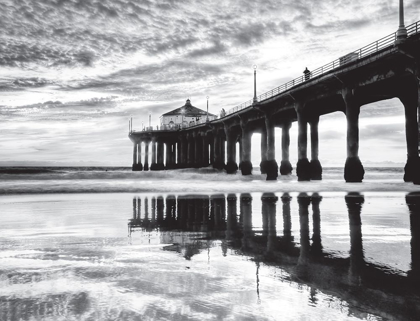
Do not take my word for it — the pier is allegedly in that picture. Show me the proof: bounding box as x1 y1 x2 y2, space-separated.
129 17 420 184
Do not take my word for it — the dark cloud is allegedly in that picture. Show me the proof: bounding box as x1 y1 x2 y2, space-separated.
12 77 54 87
304 17 372 34
187 41 227 58
0 96 123 121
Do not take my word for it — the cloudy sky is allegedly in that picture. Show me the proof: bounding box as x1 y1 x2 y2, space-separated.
0 0 419 167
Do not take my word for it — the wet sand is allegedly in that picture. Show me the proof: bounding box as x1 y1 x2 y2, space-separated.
1 192 419 320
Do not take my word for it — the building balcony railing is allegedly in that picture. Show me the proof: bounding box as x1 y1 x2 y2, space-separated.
131 118 213 134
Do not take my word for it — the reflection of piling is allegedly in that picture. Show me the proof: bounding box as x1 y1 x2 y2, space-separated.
211 194 226 231
311 193 323 257
133 198 137 220
262 193 278 255
137 197 141 219
297 193 311 267
202 196 210 232
194 198 202 231
281 193 293 242
240 193 253 251
166 195 176 225
226 194 237 243
223 194 239 256
151 197 156 223
177 196 187 229
345 192 365 286
142 197 150 230
406 193 420 280
187 196 195 230
190 196 209 232
144 197 149 221
156 196 164 224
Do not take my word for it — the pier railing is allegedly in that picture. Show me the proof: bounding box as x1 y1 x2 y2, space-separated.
226 20 420 116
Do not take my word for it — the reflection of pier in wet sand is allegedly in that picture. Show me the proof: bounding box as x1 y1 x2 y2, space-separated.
129 192 420 320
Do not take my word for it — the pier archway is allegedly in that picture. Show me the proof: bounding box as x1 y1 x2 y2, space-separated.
358 99 406 167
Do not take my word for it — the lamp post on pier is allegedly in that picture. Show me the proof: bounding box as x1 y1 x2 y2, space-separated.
206 96 209 122
396 0 407 44
253 65 258 104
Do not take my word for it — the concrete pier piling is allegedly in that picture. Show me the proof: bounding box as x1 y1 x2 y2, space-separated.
343 89 364 183
265 116 278 180
309 116 322 180
296 110 311 181
259 126 268 174
280 122 293 175
240 126 252 175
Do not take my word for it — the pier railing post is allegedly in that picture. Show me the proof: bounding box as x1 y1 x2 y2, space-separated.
342 88 364 182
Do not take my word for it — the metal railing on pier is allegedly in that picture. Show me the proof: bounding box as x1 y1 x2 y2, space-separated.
226 20 420 116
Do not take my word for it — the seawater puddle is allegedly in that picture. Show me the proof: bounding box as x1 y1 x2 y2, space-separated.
0 192 419 320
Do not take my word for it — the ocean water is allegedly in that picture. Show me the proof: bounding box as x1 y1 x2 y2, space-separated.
0 167 420 320
0 166 418 194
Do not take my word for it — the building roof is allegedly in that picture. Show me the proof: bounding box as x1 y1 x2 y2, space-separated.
161 99 217 117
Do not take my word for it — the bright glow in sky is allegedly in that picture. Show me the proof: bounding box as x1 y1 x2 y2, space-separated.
0 0 418 166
